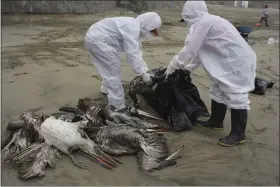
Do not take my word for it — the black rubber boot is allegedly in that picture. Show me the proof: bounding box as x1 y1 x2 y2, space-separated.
218 109 247 147
197 100 227 130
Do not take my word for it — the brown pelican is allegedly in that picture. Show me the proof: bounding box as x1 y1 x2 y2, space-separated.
77 98 106 127
128 68 165 108
102 105 164 129
1 110 46 162
2 97 182 180
1 129 29 162
61 98 165 130
59 98 106 128
59 98 182 171
72 100 183 171
8 143 61 180
38 116 119 169
87 123 184 172
2 110 120 180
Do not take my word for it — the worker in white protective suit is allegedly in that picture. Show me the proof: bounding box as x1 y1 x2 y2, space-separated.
84 12 161 112
165 1 256 147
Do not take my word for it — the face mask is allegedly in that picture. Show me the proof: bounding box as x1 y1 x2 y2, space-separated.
140 32 157 42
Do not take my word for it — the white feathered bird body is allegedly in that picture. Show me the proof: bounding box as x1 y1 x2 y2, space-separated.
40 117 91 154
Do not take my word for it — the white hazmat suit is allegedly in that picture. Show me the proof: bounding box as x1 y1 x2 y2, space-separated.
84 12 161 110
165 1 256 110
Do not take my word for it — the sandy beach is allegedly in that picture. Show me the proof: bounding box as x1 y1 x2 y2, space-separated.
1 5 279 186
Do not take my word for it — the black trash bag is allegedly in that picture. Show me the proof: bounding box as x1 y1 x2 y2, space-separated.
141 68 210 131
251 77 274 95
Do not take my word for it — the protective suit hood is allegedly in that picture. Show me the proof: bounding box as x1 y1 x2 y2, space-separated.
136 12 161 37
182 1 208 25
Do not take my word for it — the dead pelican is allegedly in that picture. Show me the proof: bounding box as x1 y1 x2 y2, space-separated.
103 105 164 130
128 68 165 108
59 98 105 128
63 98 165 130
1 129 30 162
58 99 180 171
2 110 120 180
8 143 61 180
87 123 184 172
2 97 182 180
1 110 45 162
38 116 119 169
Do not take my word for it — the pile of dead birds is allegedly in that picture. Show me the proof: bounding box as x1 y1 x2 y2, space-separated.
1 98 184 180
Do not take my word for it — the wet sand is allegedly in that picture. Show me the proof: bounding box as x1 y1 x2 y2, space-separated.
1 5 279 186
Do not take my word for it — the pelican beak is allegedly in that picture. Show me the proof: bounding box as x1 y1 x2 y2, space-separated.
146 128 169 133
82 149 119 170
165 145 185 161
96 148 123 165
94 157 115 170
83 150 116 170
128 107 164 121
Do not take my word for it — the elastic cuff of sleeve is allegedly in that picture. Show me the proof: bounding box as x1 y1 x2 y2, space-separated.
170 60 182 70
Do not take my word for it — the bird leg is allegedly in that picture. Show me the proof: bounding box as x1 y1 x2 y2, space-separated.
67 146 88 170
67 153 88 170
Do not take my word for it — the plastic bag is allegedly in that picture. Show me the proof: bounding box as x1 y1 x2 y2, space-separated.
251 77 274 95
140 68 210 131
267 37 279 45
